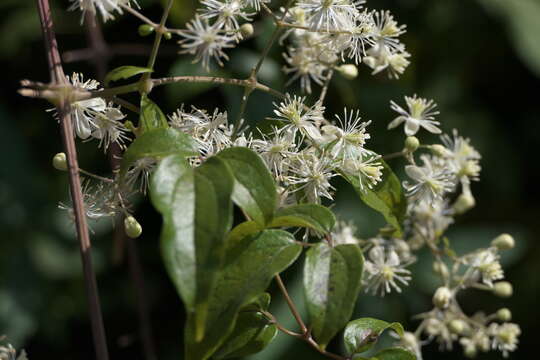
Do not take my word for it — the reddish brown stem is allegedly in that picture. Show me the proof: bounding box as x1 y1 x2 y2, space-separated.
34 1 109 360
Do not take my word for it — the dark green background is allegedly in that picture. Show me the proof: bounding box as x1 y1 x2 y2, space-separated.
1 0 539 359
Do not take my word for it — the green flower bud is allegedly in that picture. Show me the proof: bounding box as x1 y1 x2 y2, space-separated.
138 24 154 37
53 152 68 171
124 216 142 238
163 31 172 40
433 286 452 308
491 233 515 250
496 308 512 321
404 136 419 152
239 23 254 39
138 78 154 94
453 192 476 214
337 64 358 80
493 281 513 298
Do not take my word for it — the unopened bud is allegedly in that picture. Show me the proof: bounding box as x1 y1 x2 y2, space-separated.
138 24 154 37
432 261 449 279
163 31 172 40
453 192 476 214
404 136 419 152
337 64 358 80
138 78 154 94
433 286 452 308
239 23 254 39
464 345 477 358
124 216 142 238
53 152 67 171
491 233 515 250
496 308 512 321
493 281 513 298
430 144 451 157
449 319 466 334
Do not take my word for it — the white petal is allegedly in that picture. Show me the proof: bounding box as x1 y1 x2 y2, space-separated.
388 116 405 129
404 119 420 136
405 165 425 181
420 121 442 134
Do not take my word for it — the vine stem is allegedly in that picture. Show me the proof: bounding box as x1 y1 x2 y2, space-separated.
34 1 109 360
145 0 174 71
273 275 348 360
274 274 308 334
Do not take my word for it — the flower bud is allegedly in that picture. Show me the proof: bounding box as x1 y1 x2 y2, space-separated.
53 152 68 171
493 281 513 298
138 78 154 94
449 319 466 334
239 23 254 39
464 345 477 358
433 286 452 308
432 261 449 279
337 64 358 80
491 233 515 251
124 216 142 238
453 192 476 214
138 24 154 37
163 31 172 40
404 136 419 152
496 308 512 321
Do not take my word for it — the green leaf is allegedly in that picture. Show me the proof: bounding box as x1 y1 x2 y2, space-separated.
272 204 336 234
139 93 169 133
370 348 416 360
213 298 277 359
185 230 302 360
104 65 153 86
217 147 276 226
119 127 198 179
304 243 364 349
341 160 406 236
150 155 234 340
343 318 404 355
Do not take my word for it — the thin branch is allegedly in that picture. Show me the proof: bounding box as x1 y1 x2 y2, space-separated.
274 274 308 334
34 1 109 360
319 69 334 104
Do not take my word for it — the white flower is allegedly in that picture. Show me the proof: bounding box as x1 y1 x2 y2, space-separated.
178 16 236 70
125 157 158 194
440 129 481 183
252 127 298 177
66 73 106 139
169 106 231 156
320 108 371 160
91 106 128 151
364 245 411 296
283 45 328 94
69 0 133 22
363 42 410 79
286 153 337 203
199 0 253 32
488 323 521 357
341 152 383 191
403 155 455 204
272 95 324 141
371 10 406 51
59 180 118 222
469 248 504 287
332 221 359 245
394 332 423 360
389 95 441 136
297 0 360 31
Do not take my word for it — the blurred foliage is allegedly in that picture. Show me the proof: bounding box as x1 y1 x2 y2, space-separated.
1 0 539 360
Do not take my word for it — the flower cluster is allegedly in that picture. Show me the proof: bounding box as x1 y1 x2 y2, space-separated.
281 5 410 92
64 73 128 152
69 0 134 22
